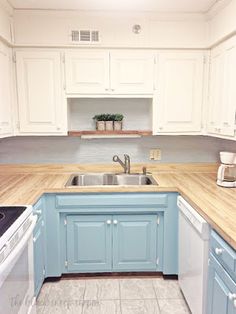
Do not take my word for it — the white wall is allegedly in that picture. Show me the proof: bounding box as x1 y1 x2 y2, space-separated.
0 135 235 164
0 0 13 44
13 10 208 48
208 0 236 45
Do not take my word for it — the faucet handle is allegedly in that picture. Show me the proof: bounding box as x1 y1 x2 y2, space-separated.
113 155 119 162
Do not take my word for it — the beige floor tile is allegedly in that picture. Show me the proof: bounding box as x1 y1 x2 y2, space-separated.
45 279 86 303
83 300 121 314
121 299 160 314
120 279 156 300
158 299 190 314
84 279 120 300
40 304 83 314
153 279 183 299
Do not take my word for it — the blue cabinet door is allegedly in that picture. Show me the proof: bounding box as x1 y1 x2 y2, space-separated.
112 214 158 271
33 217 45 297
208 253 236 314
66 215 112 272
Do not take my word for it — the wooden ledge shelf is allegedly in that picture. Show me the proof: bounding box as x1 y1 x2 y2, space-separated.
68 130 152 139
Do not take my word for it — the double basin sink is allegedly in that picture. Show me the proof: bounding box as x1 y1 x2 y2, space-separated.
66 173 158 187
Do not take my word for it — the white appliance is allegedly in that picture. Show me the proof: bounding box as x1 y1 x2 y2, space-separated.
178 196 210 314
0 205 37 314
217 151 236 188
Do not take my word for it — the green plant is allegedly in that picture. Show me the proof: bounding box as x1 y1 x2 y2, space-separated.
93 114 106 121
93 113 124 121
113 114 124 121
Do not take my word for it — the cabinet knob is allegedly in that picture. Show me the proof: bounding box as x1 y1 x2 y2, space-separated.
228 293 236 301
111 89 115 92
106 220 111 225
105 88 109 91
57 127 61 130
113 220 118 225
215 247 223 255
34 209 42 215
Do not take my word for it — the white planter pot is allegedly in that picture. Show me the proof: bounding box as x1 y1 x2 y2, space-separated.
105 121 114 131
96 121 105 131
114 121 123 130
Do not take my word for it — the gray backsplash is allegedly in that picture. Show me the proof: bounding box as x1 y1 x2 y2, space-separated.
0 135 235 164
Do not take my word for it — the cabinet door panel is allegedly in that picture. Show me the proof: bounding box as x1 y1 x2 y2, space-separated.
207 36 236 138
67 215 112 272
110 52 154 94
65 51 109 94
0 43 12 137
208 254 236 314
154 52 203 133
16 51 66 134
221 39 236 137
113 215 157 271
207 46 225 135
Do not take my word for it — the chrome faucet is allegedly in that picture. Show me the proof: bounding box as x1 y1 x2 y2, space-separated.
113 154 131 174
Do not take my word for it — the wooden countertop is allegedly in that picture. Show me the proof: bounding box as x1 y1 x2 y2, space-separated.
0 163 235 250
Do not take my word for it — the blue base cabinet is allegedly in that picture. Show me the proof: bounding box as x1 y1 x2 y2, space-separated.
207 231 236 314
65 213 162 273
44 192 178 277
208 254 236 314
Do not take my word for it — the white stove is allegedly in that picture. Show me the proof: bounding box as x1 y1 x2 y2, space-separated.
0 205 37 314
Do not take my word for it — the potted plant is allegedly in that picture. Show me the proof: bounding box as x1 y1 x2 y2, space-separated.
104 114 114 131
113 114 124 130
93 114 106 131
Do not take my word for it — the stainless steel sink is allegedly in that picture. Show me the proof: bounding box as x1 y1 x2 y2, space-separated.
65 173 158 186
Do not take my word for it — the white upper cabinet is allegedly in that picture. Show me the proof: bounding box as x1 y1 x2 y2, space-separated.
110 51 154 94
65 50 155 95
207 36 236 138
153 52 204 134
65 50 110 94
0 43 13 138
16 51 67 134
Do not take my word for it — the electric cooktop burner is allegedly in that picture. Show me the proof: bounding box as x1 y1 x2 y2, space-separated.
0 206 27 237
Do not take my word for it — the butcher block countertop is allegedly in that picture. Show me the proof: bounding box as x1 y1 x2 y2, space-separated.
0 163 235 250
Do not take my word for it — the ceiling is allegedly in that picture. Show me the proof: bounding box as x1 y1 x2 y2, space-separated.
8 0 219 13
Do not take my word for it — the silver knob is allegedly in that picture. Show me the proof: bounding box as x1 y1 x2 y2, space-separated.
106 220 111 225
228 293 236 301
215 247 223 255
33 237 36 243
34 209 42 215
113 220 118 225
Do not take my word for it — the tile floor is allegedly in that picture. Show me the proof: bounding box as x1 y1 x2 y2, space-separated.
36 277 191 314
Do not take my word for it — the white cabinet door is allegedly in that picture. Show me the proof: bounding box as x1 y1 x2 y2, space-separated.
222 38 236 137
65 50 109 94
207 37 236 138
153 52 204 134
0 43 13 138
110 51 154 94
207 45 225 136
16 51 66 134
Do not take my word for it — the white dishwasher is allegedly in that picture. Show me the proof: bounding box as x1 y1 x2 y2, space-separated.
177 196 210 314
